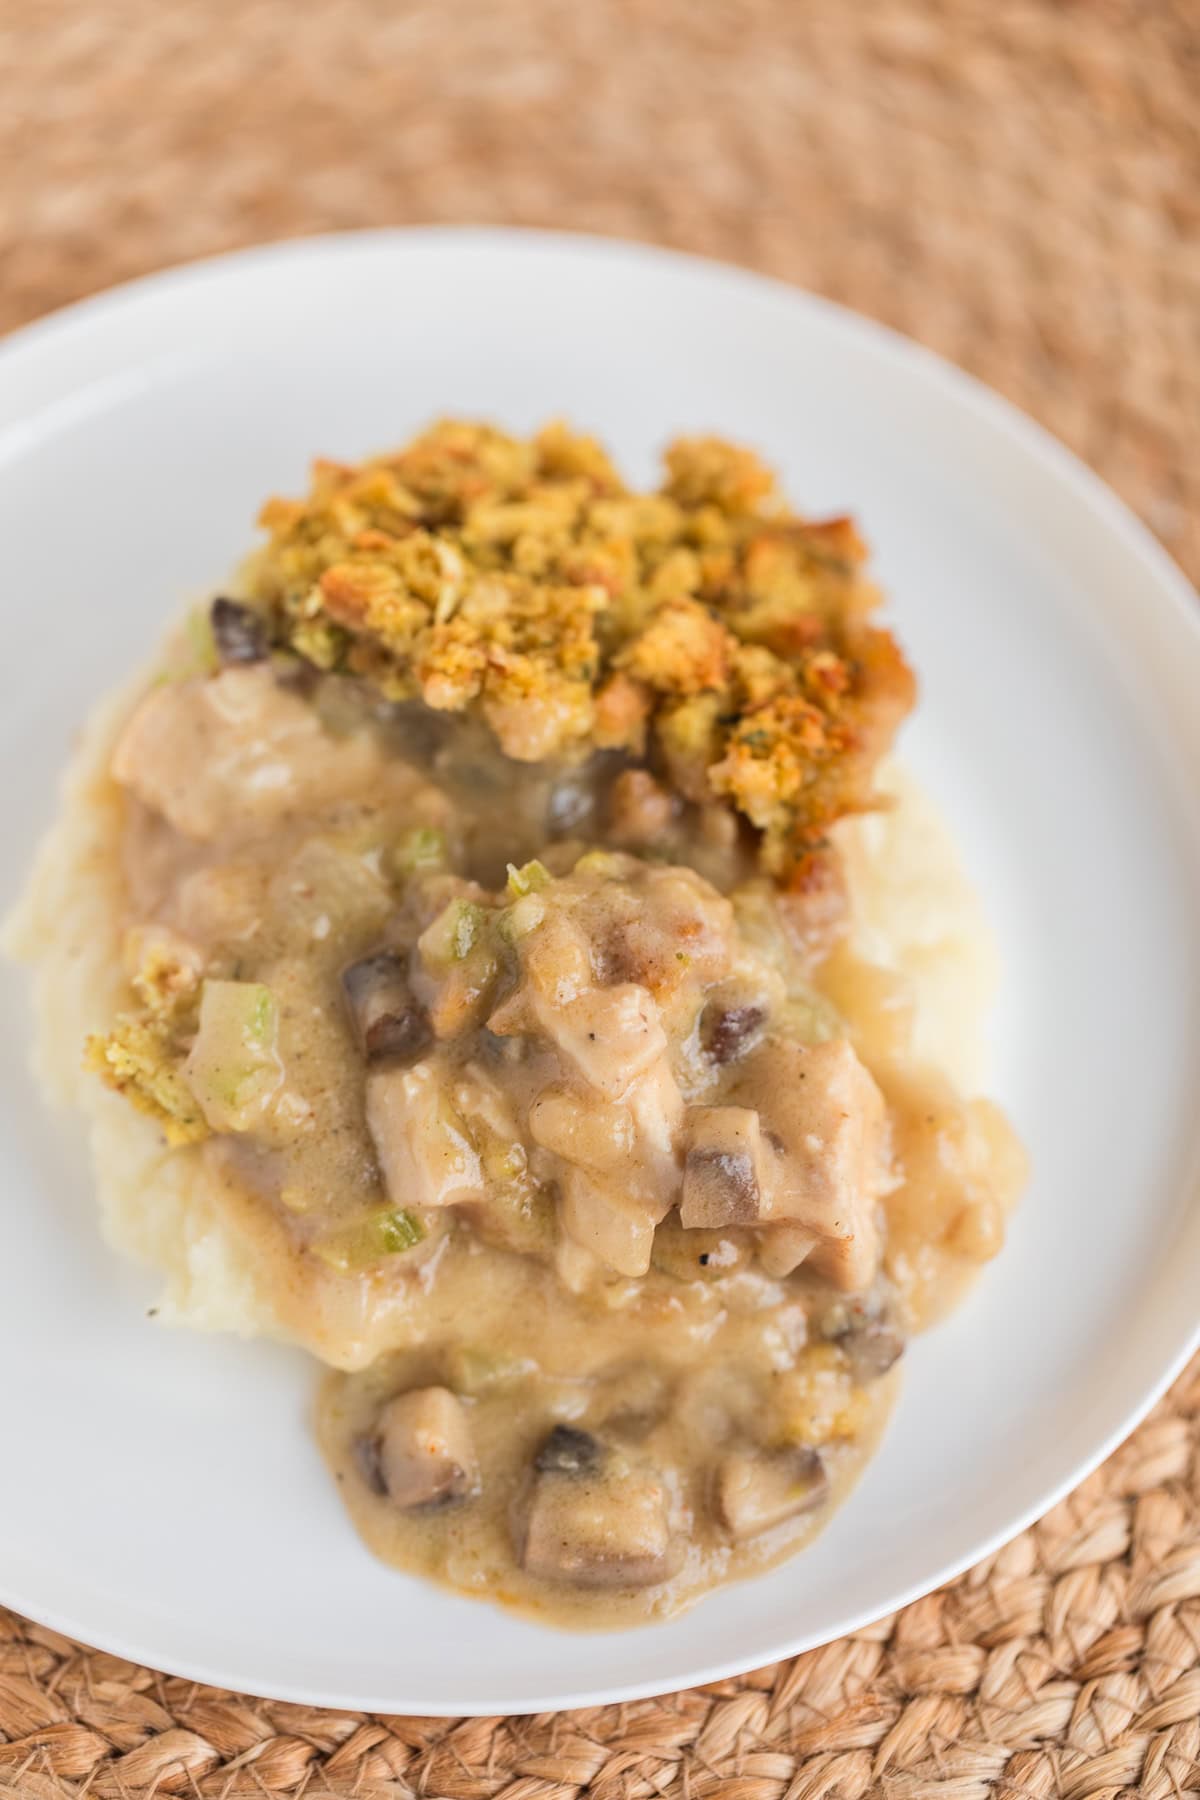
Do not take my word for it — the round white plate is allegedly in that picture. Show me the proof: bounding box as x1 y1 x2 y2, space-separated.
1 229 1198 1716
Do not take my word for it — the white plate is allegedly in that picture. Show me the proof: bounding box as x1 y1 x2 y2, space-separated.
1 229 1198 1715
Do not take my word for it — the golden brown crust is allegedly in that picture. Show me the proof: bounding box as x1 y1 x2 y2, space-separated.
248 420 915 881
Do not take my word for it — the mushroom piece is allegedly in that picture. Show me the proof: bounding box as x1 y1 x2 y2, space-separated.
367 1387 478 1510
520 1428 673 1588
534 1423 605 1475
210 597 271 665
834 1320 905 1382
713 1445 829 1541
679 1105 776 1228
700 1001 766 1066
343 951 432 1065
735 1038 889 1291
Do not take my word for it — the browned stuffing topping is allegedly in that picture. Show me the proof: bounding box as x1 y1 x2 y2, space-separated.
246 420 914 881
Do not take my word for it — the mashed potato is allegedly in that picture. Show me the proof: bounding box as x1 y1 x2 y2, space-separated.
7 675 996 1347
7 679 276 1337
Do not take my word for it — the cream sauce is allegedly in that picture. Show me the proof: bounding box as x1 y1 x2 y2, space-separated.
106 657 1025 1626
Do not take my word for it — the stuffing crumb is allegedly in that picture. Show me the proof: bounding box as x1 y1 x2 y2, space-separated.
247 420 915 883
86 925 207 1144
86 1015 208 1145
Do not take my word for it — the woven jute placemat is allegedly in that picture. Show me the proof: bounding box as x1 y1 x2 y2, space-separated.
2 1 1198 1793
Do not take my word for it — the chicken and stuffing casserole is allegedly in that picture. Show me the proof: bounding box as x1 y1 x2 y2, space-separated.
11 421 1025 1625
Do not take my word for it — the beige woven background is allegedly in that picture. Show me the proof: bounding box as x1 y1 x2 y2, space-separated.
2 0 1199 1793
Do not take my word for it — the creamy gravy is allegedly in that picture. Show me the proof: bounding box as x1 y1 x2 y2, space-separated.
95 648 1024 1627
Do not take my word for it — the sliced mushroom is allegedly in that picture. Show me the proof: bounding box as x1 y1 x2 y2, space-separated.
679 1106 776 1228
713 1445 829 1541
370 1387 478 1510
343 951 432 1065
211 596 270 665
547 774 594 835
701 1001 766 1066
834 1320 905 1382
353 1431 387 1496
535 1424 604 1476
733 1038 889 1291
520 1430 673 1588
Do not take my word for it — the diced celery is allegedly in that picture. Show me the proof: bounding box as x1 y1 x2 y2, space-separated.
574 849 624 879
453 903 484 959
161 606 218 680
505 859 551 899
186 605 218 673
393 826 448 875
313 1206 426 1273
183 979 283 1132
269 839 392 951
483 1138 527 1184
776 991 840 1047
290 616 347 670
446 1344 537 1395
420 897 488 968
497 892 546 944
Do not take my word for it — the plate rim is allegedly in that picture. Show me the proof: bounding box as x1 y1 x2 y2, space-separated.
2 224 1199 1714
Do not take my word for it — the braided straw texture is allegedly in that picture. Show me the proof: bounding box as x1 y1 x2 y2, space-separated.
2 0 1198 1792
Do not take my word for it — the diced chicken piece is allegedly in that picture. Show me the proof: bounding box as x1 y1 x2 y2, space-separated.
529 1087 635 1171
545 982 670 1101
626 1059 686 1193
763 1219 881 1290
679 1105 777 1227
343 952 432 1065
739 1038 889 1291
560 1169 658 1277
807 1225 879 1293
370 1387 478 1509
521 1429 673 1588
712 1446 828 1541
111 666 382 840
503 893 680 1098
366 1061 484 1209
173 864 267 945
756 1224 819 1278
268 840 393 949
599 866 735 996
518 907 595 1009
532 1063 682 1275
